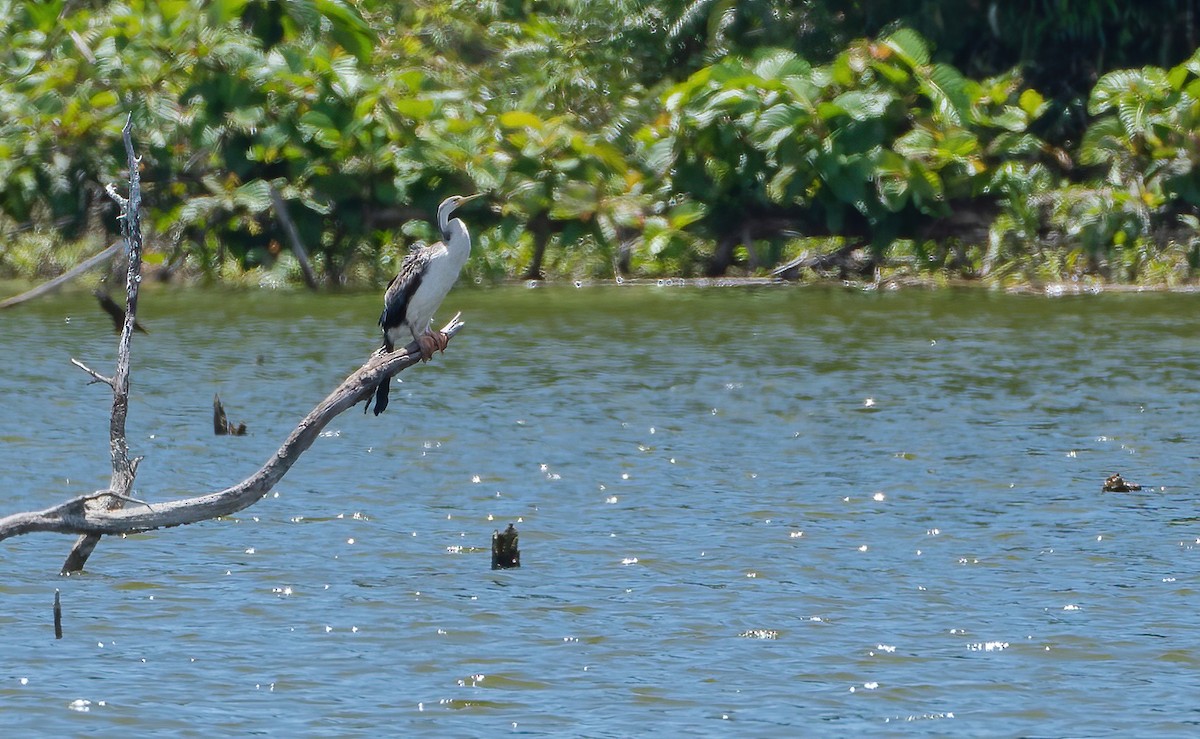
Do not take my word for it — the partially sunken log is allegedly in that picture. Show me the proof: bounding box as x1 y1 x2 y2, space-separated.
492 523 520 570
213 393 247 436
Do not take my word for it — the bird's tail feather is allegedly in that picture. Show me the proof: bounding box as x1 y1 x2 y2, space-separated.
368 375 391 416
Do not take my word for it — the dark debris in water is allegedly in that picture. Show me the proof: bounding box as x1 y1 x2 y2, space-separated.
1103 473 1142 492
491 523 520 570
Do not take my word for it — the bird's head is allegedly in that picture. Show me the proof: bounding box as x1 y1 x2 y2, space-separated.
437 193 483 225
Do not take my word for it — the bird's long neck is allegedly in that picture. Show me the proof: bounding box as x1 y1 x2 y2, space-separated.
443 217 471 265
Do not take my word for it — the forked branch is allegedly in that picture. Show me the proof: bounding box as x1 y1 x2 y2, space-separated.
0 316 464 543
0 117 468 573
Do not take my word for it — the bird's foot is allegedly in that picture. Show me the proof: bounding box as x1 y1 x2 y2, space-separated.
416 332 440 361
416 330 450 361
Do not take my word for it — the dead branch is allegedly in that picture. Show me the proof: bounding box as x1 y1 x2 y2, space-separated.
70 358 114 388
0 240 125 310
61 117 145 573
269 185 320 290
0 315 464 542
1 118 469 573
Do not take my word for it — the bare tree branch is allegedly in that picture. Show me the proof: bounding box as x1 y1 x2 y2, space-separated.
0 315 465 542
1 117 471 573
0 240 125 310
62 117 145 573
269 185 320 290
70 358 115 388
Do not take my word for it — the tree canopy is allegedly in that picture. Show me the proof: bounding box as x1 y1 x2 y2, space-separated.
1 0 1197 285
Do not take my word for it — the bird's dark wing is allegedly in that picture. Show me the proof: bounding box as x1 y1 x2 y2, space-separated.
379 245 434 332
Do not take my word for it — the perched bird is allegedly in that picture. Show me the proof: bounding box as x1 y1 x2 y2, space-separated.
367 193 482 416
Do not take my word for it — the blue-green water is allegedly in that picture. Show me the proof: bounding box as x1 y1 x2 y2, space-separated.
3 284 1200 735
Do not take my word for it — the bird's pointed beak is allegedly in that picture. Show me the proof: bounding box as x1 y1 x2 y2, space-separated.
460 193 484 205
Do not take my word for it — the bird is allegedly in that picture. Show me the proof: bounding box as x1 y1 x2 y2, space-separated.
367 193 482 416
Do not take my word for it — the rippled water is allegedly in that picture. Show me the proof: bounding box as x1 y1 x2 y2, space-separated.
3 284 1200 735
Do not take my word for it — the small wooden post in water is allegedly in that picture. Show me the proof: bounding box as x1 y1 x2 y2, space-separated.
53 589 62 639
491 523 520 569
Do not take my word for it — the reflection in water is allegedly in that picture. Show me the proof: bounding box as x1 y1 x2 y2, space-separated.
2 286 1200 734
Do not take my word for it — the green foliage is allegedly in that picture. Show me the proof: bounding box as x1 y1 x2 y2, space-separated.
644 30 1050 272
1 5 1199 286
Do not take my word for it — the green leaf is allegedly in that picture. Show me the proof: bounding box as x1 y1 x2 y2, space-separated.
668 201 707 229
877 175 910 212
644 138 676 177
831 91 893 122
1078 118 1126 166
752 103 803 150
314 0 375 64
883 28 930 68
234 179 273 212
1089 67 1171 115
298 110 340 147
23 0 64 33
921 64 970 125
499 111 544 130
752 49 810 81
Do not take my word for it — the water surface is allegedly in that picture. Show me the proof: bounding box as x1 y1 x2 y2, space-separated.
2 284 1200 735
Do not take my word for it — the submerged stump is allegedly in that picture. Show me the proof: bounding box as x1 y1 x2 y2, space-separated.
491 523 520 570
213 394 247 436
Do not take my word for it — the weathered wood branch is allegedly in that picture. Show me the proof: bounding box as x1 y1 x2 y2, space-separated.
0 240 125 310
70 358 114 388
0 316 464 542
61 116 145 574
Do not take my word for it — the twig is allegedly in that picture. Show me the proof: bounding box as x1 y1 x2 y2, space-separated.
104 182 128 211
70 358 115 387
79 490 154 511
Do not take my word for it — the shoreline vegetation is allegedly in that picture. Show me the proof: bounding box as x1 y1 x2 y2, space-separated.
1 3 1197 290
